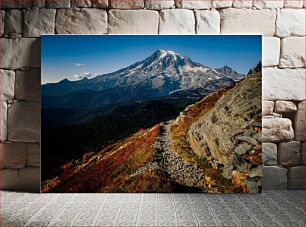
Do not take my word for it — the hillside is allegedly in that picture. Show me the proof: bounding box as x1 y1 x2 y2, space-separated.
42 71 261 193
41 49 245 182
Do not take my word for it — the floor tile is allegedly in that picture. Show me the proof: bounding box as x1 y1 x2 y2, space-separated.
0 190 304 227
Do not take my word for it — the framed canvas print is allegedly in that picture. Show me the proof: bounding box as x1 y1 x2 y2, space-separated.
41 35 262 193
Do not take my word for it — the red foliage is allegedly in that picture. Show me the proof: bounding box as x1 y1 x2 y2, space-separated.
42 124 161 192
61 160 74 171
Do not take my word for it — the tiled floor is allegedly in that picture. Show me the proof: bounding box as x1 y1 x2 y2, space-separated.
1 190 304 226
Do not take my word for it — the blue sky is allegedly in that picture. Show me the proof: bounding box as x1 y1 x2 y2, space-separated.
41 35 262 84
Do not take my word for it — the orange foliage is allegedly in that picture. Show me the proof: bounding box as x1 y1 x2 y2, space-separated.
170 87 231 139
42 124 161 192
169 87 232 165
232 170 249 193
168 86 240 193
61 160 74 172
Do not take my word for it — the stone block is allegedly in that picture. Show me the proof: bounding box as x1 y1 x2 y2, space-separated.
46 0 70 8
4 9 22 34
175 0 212 9
263 143 277 166
0 69 15 102
253 0 284 8
220 9 276 36
71 0 92 7
56 8 107 34
294 101 305 141
274 101 297 113
232 0 253 8
262 68 305 101
284 0 304 8
8 102 40 142
0 169 18 190
145 0 175 9
27 143 40 167
262 101 274 116
0 0 32 9
212 0 233 8
91 0 108 8
0 38 40 69
0 168 40 192
262 166 287 189
159 9 195 34
280 37 305 68
278 141 301 167
276 9 305 37
0 142 27 169
195 10 220 34
301 142 305 165
108 10 159 34
15 68 41 101
19 167 40 192
0 10 4 35
288 166 304 189
32 0 46 8
109 0 144 8
262 118 294 142
262 37 280 67
23 9 56 37
0 102 7 142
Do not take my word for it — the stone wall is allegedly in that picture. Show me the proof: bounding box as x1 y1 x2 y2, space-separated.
0 0 305 192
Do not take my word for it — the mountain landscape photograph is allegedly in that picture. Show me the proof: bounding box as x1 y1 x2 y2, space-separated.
41 35 262 193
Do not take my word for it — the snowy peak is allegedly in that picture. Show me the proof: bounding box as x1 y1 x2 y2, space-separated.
91 49 244 91
43 49 244 98
154 49 184 61
140 49 204 73
146 49 186 65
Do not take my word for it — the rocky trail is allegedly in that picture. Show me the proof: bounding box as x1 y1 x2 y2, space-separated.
153 122 205 190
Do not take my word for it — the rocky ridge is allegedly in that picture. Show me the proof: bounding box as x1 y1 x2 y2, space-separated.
188 72 262 192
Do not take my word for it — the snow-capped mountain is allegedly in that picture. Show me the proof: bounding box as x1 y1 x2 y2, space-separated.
91 49 242 90
42 50 244 109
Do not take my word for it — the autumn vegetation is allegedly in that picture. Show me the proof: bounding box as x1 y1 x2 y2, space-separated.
43 124 174 192
168 86 239 193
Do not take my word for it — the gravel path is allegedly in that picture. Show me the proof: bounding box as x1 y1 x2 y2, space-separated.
153 122 205 188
